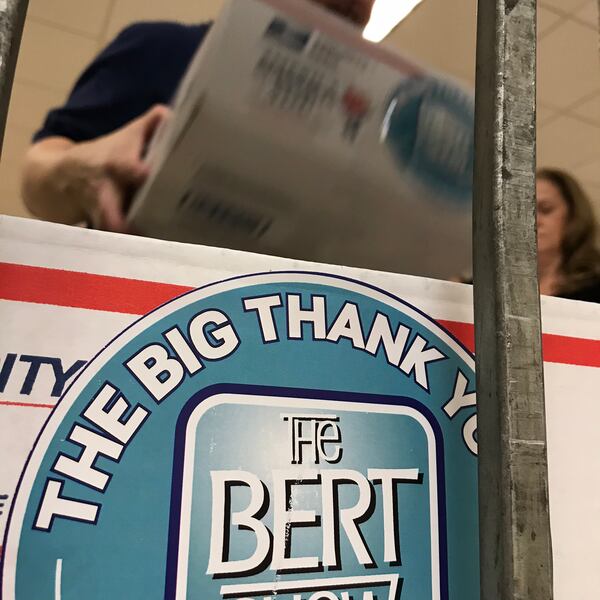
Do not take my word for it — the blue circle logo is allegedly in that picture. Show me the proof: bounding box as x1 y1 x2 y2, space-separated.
383 76 474 204
1 273 478 599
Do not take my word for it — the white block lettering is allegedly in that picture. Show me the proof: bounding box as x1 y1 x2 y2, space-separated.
126 344 184 402
365 313 410 367
399 335 445 391
83 382 149 444
35 479 99 531
243 295 282 343
53 425 123 491
321 470 374 567
208 470 271 575
189 310 240 360
164 327 203 374
272 469 320 571
326 302 365 349
444 370 476 418
369 468 420 564
287 295 327 340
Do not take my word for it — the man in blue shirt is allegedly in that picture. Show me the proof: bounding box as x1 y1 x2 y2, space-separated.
22 0 375 232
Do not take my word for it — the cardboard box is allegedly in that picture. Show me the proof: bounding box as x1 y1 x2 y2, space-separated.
129 0 474 280
2 216 598 598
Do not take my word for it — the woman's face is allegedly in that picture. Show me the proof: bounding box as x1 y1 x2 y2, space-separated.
536 177 570 256
314 0 375 27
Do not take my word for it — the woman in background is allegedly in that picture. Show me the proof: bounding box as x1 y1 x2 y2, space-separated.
536 168 600 303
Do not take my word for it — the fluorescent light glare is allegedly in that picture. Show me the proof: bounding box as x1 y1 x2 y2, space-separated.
363 0 423 42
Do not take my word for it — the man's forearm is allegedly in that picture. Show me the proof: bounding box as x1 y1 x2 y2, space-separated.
22 137 89 224
21 105 168 232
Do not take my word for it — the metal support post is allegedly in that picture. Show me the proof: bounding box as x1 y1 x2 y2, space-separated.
473 0 553 598
0 0 28 158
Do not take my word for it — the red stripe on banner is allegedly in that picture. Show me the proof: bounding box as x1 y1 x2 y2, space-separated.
440 320 600 368
438 320 475 353
541 332 600 368
0 263 598 368
0 399 54 409
0 262 192 314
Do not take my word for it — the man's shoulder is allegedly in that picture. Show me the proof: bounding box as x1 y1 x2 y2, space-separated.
113 20 211 50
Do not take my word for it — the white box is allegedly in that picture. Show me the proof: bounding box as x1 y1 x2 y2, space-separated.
1 217 599 598
129 0 474 279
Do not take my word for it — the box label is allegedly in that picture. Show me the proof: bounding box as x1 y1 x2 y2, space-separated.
1 272 478 599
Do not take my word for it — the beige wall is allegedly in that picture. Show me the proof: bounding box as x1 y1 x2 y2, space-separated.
1 0 598 219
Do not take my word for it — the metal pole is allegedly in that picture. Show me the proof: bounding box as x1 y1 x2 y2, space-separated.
473 0 554 598
0 0 28 159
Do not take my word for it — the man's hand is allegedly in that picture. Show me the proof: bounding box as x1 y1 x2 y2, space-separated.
22 104 171 232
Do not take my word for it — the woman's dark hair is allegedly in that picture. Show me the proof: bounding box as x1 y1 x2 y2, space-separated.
537 168 600 293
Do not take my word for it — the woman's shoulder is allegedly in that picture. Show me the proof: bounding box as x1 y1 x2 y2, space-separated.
560 276 600 304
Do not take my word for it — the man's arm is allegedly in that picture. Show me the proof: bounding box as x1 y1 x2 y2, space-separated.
21 22 205 231
23 105 169 231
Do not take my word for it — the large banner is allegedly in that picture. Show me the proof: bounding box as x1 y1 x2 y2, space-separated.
0 216 599 599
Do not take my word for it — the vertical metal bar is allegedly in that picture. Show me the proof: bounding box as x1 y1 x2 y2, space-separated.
473 0 554 598
0 0 28 159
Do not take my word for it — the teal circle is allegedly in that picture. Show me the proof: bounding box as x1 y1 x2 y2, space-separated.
2 273 478 600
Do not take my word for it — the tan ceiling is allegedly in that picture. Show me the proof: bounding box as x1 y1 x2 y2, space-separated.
0 0 598 219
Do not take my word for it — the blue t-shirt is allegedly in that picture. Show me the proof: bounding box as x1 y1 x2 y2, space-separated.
33 21 210 142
